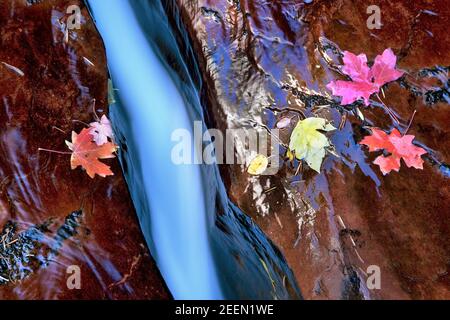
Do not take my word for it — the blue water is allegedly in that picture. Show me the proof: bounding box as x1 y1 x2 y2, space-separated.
87 0 301 300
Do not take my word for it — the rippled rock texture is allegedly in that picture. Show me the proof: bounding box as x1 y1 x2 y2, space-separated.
0 0 169 299
174 0 449 299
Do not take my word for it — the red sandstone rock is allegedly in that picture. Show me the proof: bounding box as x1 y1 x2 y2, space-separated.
0 0 169 299
174 0 449 299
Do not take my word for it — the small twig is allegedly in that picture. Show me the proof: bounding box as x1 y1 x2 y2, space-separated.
339 112 347 130
264 106 307 119
312 104 331 112
6 239 18 247
293 229 302 248
0 275 9 282
83 56 95 67
108 255 141 289
1 62 24 77
294 161 302 176
274 212 283 229
64 27 69 44
264 186 277 194
52 126 66 134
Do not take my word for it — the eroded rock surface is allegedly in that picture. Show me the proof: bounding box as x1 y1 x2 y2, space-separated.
174 0 449 299
0 0 169 299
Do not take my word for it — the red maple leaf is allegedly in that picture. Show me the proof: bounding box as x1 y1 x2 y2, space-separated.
370 48 405 88
327 79 378 106
360 128 427 175
327 48 404 106
341 51 371 82
65 128 117 178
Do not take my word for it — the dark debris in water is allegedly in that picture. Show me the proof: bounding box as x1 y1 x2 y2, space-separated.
418 65 450 77
51 210 83 253
200 7 222 23
283 84 335 109
0 211 83 285
26 0 44 5
341 266 364 300
400 65 450 105
424 87 450 105
440 164 450 178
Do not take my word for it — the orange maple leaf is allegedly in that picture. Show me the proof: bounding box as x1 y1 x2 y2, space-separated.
360 128 427 175
65 128 117 178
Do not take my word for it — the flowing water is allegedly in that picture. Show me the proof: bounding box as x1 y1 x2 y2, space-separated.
87 0 301 299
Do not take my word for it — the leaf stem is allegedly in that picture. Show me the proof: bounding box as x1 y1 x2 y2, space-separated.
375 94 400 124
91 98 100 122
38 148 71 155
72 119 90 127
403 110 417 136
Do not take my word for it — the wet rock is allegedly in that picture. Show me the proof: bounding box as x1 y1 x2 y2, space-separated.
0 0 169 299
174 0 449 299
0 211 81 285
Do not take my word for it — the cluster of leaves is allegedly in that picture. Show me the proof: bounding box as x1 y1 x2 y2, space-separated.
248 117 336 175
248 48 428 176
41 114 117 179
328 49 427 175
65 115 117 178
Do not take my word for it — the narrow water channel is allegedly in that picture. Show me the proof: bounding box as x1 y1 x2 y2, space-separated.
87 0 301 300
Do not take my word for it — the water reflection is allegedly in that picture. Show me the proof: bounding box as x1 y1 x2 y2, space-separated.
88 0 301 299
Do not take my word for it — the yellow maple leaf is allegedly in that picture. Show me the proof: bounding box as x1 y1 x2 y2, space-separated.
247 154 269 175
288 117 336 173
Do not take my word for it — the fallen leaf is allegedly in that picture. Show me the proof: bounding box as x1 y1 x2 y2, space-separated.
247 154 269 175
90 115 113 146
360 128 427 175
289 117 336 173
370 48 405 88
327 48 403 106
341 52 371 82
66 128 117 178
327 79 378 106
285 148 295 162
276 117 291 129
